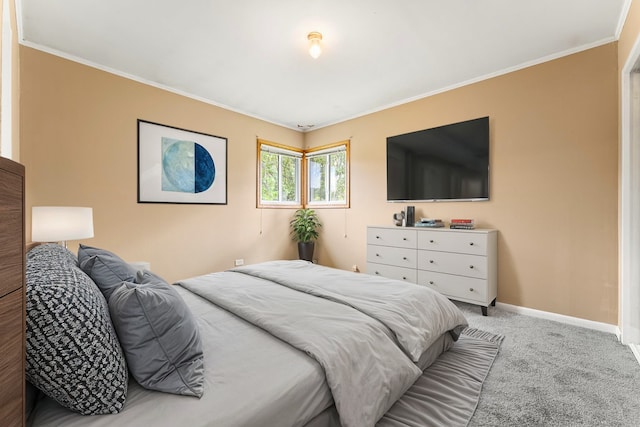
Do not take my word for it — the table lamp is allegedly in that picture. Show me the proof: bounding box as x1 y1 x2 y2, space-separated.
32 206 94 248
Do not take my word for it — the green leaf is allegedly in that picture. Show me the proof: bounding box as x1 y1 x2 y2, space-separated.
290 208 322 242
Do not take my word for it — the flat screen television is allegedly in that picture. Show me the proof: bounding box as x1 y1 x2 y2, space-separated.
386 116 489 202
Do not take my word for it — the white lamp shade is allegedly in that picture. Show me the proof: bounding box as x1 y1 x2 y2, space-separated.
32 206 94 242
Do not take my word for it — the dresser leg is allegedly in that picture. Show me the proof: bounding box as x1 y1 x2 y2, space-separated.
481 306 488 316
491 298 496 307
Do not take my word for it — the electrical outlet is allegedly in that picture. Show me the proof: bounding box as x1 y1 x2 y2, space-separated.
234 259 244 266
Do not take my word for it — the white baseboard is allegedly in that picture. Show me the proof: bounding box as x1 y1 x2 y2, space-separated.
495 302 619 335
630 344 640 365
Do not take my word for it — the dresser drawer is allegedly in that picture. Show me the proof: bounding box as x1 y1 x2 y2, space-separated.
417 270 487 304
366 262 417 283
417 230 488 255
0 170 22 298
367 244 417 269
367 227 417 249
417 250 488 279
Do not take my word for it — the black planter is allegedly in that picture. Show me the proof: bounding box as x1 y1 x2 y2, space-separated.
297 241 315 261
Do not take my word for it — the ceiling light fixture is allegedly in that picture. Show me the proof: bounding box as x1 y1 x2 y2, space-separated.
307 31 322 59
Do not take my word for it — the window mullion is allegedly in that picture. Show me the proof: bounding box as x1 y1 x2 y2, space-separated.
296 159 306 206
324 154 330 202
278 154 283 202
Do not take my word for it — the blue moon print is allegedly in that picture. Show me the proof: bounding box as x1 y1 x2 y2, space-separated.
162 138 215 194
194 143 215 193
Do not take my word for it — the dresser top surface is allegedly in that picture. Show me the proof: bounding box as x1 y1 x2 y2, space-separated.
369 225 497 234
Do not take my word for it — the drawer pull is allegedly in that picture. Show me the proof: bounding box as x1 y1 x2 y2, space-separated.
403 237 407 241
469 265 474 269
429 281 434 285
376 253 380 257
402 256 407 260
429 239 434 243
429 260 434 264
375 271 380 275
469 242 474 246
469 288 474 292
402 276 407 280
376 236 381 239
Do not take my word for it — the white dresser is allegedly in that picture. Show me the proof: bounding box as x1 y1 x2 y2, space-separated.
366 226 497 315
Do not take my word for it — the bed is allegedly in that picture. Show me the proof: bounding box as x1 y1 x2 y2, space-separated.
25 243 470 427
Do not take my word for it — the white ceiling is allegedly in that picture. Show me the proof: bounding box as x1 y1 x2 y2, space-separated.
18 0 630 131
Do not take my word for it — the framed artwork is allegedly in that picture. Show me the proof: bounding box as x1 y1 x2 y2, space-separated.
137 119 227 204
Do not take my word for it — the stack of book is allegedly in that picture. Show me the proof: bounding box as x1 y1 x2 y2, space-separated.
416 218 444 228
450 219 475 229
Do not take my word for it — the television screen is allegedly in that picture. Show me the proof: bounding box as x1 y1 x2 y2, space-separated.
387 117 489 201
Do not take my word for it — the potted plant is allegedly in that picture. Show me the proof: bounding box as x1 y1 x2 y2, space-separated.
290 208 322 261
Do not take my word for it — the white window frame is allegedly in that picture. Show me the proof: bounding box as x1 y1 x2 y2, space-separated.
305 141 350 208
257 140 303 208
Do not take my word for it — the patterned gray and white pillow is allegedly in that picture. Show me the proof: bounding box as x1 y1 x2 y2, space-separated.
25 244 128 415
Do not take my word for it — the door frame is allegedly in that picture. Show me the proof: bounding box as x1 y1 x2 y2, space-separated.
620 32 640 362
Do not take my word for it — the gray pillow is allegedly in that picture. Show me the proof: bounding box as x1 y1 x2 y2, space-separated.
135 269 166 284
109 272 204 397
26 244 128 415
78 244 138 301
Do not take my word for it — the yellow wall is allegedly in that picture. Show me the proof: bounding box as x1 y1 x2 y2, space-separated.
306 43 619 324
20 42 619 324
20 47 304 282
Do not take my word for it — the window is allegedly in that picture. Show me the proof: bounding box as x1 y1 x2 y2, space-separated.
257 139 302 207
257 139 350 208
305 141 349 208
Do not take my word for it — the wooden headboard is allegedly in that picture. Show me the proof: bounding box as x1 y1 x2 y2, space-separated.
26 242 42 253
0 155 26 427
